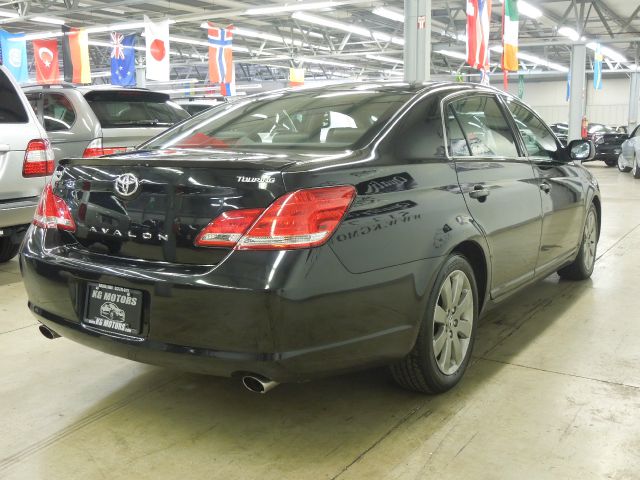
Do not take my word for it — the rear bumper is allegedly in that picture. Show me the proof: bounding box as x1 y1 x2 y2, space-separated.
21 227 439 382
0 196 38 229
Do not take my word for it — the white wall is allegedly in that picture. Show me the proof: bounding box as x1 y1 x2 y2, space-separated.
504 77 637 127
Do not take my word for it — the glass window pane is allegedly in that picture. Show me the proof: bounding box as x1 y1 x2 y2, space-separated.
0 70 28 124
43 93 76 132
446 105 471 156
449 96 518 158
506 99 558 159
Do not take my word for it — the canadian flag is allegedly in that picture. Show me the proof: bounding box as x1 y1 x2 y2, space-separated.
32 38 61 84
144 16 169 81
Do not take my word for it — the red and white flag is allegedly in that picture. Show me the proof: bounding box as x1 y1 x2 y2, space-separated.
33 38 60 84
208 23 235 96
466 0 492 70
144 16 169 81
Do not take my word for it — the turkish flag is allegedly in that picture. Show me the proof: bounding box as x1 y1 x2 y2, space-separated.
144 16 169 81
33 38 61 84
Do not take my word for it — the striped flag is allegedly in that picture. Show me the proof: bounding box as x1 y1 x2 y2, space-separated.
501 0 518 71
62 26 91 84
594 44 603 90
466 0 492 70
208 23 235 96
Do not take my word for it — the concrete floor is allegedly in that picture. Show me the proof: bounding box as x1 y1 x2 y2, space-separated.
2 164 640 480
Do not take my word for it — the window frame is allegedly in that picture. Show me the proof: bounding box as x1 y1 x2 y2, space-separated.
499 95 563 160
42 92 78 132
440 91 524 160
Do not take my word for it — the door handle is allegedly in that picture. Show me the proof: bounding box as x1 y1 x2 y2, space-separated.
540 181 552 194
469 184 490 202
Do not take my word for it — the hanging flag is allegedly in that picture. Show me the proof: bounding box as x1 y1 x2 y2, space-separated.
111 32 137 86
466 0 491 70
144 16 170 81
501 0 519 71
518 73 525 99
62 26 91 84
208 23 234 96
566 71 571 101
32 38 60 84
593 44 603 90
289 68 304 87
480 67 490 86
0 30 28 83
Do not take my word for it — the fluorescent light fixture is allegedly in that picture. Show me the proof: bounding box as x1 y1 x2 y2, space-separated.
517 51 568 72
372 7 404 23
245 1 338 15
0 10 19 18
85 22 145 34
22 31 64 41
200 23 329 51
365 54 403 64
558 26 580 41
170 35 250 53
292 11 404 45
586 42 628 63
102 7 126 15
435 50 467 61
300 56 356 68
497 0 541 19
32 16 65 25
91 71 112 78
148 78 199 85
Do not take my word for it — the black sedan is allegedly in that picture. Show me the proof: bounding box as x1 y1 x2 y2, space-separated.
20 82 600 394
587 123 627 166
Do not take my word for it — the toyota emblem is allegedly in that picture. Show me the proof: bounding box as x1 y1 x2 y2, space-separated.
114 173 140 197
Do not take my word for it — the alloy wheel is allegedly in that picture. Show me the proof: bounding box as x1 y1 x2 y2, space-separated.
432 270 474 375
582 209 597 271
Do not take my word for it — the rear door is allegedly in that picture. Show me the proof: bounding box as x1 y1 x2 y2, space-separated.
0 68 47 203
84 90 190 149
446 93 543 298
502 97 586 270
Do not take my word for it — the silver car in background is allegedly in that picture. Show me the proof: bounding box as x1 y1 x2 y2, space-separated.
23 85 190 160
617 125 640 178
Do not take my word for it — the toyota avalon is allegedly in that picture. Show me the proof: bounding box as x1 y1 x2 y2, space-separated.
20 82 600 394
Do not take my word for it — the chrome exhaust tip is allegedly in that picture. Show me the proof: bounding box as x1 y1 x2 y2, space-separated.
38 324 60 340
241 375 279 394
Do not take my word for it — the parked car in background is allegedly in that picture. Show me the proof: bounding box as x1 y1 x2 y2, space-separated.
618 124 640 178
550 122 568 146
22 82 600 394
0 66 53 263
586 123 627 166
614 125 628 135
23 85 190 161
174 97 222 116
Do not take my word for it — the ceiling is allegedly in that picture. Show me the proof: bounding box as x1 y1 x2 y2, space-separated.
0 0 639 91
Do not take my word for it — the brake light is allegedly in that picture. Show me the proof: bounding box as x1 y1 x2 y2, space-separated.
33 184 76 232
195 185 356 250
23 139 55 177
83 138 128 157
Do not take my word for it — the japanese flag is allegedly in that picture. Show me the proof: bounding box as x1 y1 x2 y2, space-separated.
144 16 169 81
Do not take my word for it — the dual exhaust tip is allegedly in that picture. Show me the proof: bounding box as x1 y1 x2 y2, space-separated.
38 324 278 394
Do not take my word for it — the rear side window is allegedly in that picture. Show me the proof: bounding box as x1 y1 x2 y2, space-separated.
0 69 28 123
85 90 190 128
42 93 76 131
447 95 518 158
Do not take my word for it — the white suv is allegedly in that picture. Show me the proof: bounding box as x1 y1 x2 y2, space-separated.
0 65 53 263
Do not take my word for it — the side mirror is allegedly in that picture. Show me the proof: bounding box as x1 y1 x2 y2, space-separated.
567 139 595 162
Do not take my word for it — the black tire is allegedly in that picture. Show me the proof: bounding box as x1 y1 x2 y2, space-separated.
604 160 617 167
0 237 20 263
391 253 479 394
633 160 640 179
558 204 598 281
618 154 632 173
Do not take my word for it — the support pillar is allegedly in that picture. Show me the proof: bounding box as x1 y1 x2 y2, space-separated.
136 65 146 88
404 0 431 82
628 71 639 129
568 44 587 142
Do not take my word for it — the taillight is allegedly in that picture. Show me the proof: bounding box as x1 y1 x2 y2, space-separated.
194 185 356 250
23 139 55 177
33 184 76 232
83 138 128 158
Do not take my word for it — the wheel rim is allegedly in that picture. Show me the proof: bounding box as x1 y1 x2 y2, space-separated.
582 210 597 271
432 270 474 375
618 155 625 171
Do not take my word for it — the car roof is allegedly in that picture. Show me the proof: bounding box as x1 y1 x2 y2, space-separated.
22 83 150 94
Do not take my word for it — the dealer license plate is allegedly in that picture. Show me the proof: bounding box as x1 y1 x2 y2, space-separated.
84 283 143 335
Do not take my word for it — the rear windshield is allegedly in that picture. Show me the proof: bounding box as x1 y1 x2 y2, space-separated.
85 90 189 128
143 89 412 150
0 69 28 123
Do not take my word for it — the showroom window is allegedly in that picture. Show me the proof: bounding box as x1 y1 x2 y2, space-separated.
447 95 519 158
505 98 559 159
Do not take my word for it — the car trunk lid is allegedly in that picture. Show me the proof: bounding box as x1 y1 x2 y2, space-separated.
54 150 294 264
